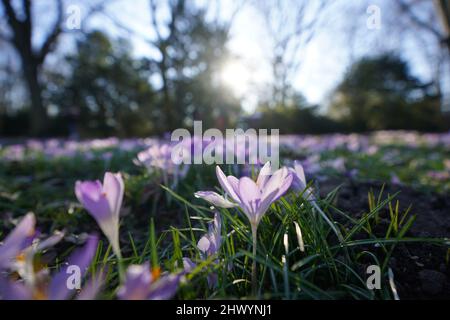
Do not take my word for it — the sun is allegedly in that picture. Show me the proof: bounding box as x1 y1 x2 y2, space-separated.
220 60 251 97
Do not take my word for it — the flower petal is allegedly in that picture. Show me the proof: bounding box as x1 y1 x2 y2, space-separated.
75 178 121 258
273 171 293 201
182 257 196 273
238 177 261 223
194 191 237 208
261 167 292 201
75 181 111 221
48 235 99 300
197 236 211 253
226 176 241 200
256 161 272 188
290 161 307 191
255 188 279 225
0 213 36 270
0 277 32 300
216 166 241 203
103 172 124 219
208 212 222 254
35 231 64 252
147 273 182 300
118 263 153 300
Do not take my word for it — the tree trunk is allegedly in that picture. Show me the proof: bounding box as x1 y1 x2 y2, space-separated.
1 0 61 136
159 52 174 132
434 0 450 52
22 58 47 136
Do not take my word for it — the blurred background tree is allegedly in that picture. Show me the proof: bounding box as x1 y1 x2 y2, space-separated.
47 31 156 137
255 0 326 108
1 0 64 136
145 0 241 132
329 54 445 131
0 0 449 137
249 93 343 134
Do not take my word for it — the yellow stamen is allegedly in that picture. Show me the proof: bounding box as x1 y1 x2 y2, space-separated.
16 253 26 262
151 267 161 280
33 289 47 300
33 283 48 300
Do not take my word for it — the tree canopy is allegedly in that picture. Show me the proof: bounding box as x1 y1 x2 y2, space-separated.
329 54 445 131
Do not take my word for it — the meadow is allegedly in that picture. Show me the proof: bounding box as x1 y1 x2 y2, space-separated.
0 131 449 300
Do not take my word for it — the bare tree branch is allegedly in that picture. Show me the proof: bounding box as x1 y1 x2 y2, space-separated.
212 0 246 35
38 0 63 63
398 0 443 39
23 0 32 31
1 0 20 31
100 6 153 44
149 0 163 42
256 0 327 106
434 0 450 45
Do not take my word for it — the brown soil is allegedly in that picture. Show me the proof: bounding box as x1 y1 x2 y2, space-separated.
320 179 450 299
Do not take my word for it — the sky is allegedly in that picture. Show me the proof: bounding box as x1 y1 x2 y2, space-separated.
94 0 352 110
1 0 443 113
85 0 438 113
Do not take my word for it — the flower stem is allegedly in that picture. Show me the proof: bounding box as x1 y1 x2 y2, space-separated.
251 224 258 297
116 251 125 283
117 251 125 283
113 233 125 283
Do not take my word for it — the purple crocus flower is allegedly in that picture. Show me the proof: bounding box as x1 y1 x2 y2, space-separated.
182 257 197 273
289 160 307 192
216 162 292 229
195 162 292 295
183 213 222 288
0 278 33 300
135 143 189 189
48 235 99 300
197 212 222 287
288 161 315 200
75 172 124 258
197 212 222 258
0 213 68 284
0 235 100 300
195 161 293 231
194 191 237 208
0 213 36 270
117 262 181 300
